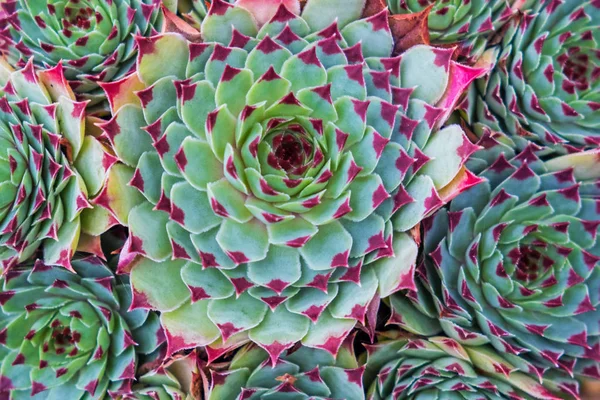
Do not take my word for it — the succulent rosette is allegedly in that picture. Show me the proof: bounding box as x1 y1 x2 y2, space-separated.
363 333 573 400
0 0 171 112
0 58 114 272
0 257 166 399
101 0 485 363
386 0 516 61
208 339 365 400
390 141 600 388
120 368 189 400
464 0 600 151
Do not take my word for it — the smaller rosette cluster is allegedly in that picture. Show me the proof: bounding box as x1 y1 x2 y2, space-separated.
364 334 571 399
208 340 365 400
464 0 600 151
0 0 167 111
0 257 166 399
100 0 486 363
121 367 190 400
0 59 113 272
386 0 515 61
391 140 600 395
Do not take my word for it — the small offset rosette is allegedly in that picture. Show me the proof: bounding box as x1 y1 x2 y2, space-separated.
208 337 364 400
364 333 573 399
391 143 600 397
0 59 115 272
0 0 167 112
464 0 600 152
0 257 165 399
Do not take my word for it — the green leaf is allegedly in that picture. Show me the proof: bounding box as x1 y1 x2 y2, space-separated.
248 246 302 293
216 219 270 264
201 1 258 45
301 0 367 31
137 33 189 85
130 258 190 311
208 293 269 340
162 300 221 351
300 221 352 270
249 306 310 364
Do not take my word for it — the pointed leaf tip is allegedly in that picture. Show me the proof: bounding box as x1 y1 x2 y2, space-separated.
161 5 203 42
236 0 301 26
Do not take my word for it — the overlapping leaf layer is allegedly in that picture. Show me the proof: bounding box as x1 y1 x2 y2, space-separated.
386 0 515 61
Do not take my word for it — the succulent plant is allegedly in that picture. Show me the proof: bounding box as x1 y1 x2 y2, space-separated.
0 0 172 112
390 140 600 390
116 351 198 400
100 0 486 363
0 58 115 272
386 0 516 62
208 338 365 400
0 256 166 399
463 0 600 151
120 368 189 400
364 333 573 399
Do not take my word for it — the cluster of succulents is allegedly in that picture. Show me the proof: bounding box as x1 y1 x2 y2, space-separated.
0 0 598 399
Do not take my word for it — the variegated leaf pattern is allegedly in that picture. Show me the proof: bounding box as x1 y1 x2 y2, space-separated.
177 0 300 28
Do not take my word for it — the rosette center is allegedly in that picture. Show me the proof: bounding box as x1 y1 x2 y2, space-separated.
64 2 94 30
266 124 316 176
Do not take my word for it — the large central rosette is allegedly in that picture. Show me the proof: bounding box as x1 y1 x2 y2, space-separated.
391 139 600 387
101 0 485 363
